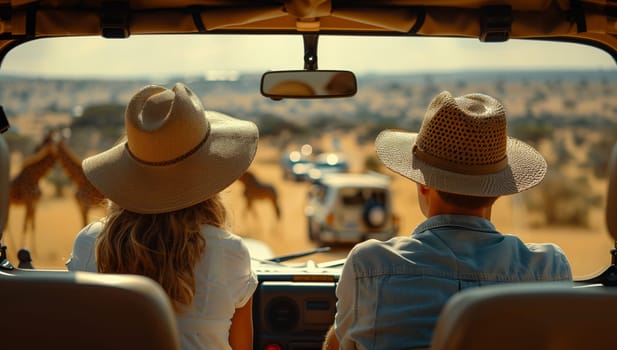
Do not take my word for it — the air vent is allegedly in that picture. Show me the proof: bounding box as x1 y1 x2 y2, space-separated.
266 297 300 331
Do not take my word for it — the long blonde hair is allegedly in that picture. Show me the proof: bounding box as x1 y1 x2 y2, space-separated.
95 195 227 312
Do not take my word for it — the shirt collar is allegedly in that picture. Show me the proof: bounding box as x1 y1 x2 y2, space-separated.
413 214 498 236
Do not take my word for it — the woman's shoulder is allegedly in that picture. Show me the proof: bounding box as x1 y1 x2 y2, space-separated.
202 224 240 239
198 225 254 272
202 225 249 250
75 220 105 241
67 220 105 272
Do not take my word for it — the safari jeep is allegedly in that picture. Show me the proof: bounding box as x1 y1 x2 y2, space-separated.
305 172 399 244
1 1 617 350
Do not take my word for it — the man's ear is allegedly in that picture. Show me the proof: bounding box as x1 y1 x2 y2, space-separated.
417 183 430 195
416 183 431 218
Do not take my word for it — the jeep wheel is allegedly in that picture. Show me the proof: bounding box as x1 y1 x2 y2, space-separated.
363 202 387 228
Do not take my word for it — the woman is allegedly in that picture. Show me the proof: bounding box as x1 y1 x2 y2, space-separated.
66 82 259 350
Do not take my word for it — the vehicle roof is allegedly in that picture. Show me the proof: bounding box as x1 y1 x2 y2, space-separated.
318 173 391 189
1 0 617 62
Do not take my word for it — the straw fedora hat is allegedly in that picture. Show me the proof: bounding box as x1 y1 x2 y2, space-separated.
83 83 259 214
375 91 547 197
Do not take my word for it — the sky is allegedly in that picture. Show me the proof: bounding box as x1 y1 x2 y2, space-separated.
2 34 616 79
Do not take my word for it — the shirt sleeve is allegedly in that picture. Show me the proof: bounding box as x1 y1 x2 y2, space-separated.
227 238 259 308
526 242 574 281
334 247 359 348
554 244 573 280
65 221 102 272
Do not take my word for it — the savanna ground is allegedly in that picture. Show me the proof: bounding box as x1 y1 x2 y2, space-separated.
2 131 614 279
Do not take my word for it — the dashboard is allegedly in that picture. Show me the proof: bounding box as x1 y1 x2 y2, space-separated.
252 261 342 350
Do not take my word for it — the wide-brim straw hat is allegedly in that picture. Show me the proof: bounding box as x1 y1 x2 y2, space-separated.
375 91 547 197
83 83 258 214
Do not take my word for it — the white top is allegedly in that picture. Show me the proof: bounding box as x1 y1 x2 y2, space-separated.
66 221 258 350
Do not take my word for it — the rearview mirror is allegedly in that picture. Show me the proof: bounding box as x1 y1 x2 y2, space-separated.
260 70 357 100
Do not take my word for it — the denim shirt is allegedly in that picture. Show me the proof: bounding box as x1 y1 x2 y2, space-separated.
333 214 572 349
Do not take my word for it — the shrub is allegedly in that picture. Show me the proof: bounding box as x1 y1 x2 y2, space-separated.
525 170 601 227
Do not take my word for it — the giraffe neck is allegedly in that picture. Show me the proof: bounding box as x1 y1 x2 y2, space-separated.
57 141 88 184
17 147 57 183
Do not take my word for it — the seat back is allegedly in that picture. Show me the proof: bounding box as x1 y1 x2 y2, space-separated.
0 269 181 350
430 282 617 350
0 134 8 234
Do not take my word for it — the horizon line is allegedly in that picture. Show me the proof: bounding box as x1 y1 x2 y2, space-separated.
2 67 616 81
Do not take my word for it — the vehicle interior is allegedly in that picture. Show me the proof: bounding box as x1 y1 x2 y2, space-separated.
1 0 617 349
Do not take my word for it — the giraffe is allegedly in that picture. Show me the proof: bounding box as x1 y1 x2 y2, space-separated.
237 171 281 220
8 131 58 250
55 136 105 227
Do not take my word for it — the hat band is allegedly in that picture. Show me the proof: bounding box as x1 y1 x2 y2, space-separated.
126 125 211 166
413 144 508 175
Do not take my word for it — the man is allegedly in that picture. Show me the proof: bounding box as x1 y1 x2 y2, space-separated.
323 91 572 349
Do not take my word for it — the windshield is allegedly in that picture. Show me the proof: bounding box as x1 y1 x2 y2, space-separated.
1 34 615 279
